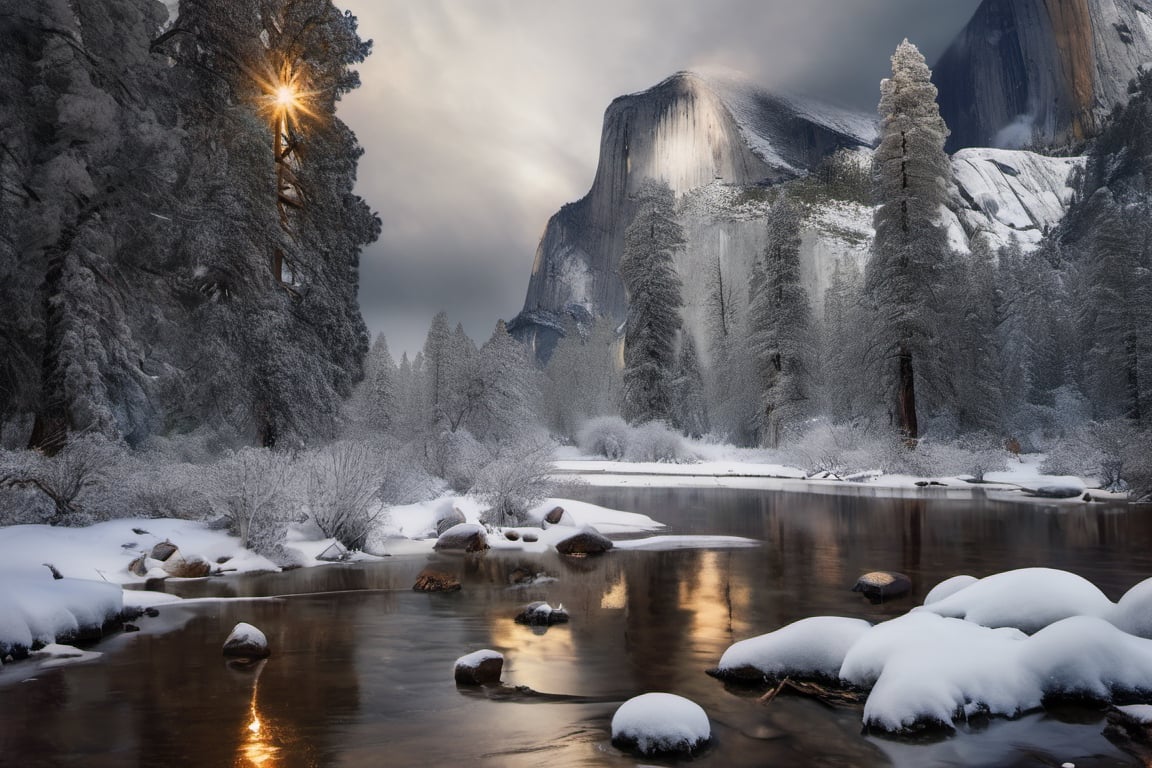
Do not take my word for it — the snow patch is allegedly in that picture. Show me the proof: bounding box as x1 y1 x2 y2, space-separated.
717 616 872 681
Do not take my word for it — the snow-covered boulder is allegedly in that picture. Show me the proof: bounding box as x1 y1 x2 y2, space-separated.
611 692 711 756
852 571 912 603
161 552 211 578
454 649 503 685
514 601 569 626
713 616 872 684
433 523 489 553
1108 577 1152 639
554 526 613 556
841 612 1032 731
222 622 270 658
150 540 178 561
915 567 1113 633
543 506 575 527
435 506 467 537
923 575 978 605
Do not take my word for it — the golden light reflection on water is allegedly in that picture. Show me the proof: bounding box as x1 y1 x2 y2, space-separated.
238 667 281 767
487 608 579 694
599 575 627 609
677 550 752 644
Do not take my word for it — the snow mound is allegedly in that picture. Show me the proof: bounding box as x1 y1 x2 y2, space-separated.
915 568 1113 632
613 535 759 551
1117 704 1152 724
611 692 711 756
1108 576 1152 638
0 577 122 654
923 575 978 605
716 616 872 682
841 612 1033 730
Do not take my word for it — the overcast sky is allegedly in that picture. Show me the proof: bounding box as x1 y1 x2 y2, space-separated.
336 0 982 357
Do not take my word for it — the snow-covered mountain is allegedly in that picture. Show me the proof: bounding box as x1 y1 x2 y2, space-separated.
508 71 876 358
509 67 1085 362
934 0 1152 151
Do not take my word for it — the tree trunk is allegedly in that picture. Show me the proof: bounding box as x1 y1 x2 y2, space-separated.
897 342 918 441
29 231 74 455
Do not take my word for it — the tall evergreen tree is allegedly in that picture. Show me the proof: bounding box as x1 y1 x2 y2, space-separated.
620 178 684 425
366 334 398 432
670 333 709 438
866 39 954 440
748 195 814 447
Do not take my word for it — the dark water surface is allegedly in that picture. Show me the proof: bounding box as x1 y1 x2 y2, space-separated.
1 488 1150 767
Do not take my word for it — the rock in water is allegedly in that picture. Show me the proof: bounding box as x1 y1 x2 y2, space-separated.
150 540 178 562
223 622 270 658
412 567 462 592
454 649 503 685
611 692 711 756
515 601 570 626
852 571 912 603
434 523 490 553
555 527 613 556
435 505 468 536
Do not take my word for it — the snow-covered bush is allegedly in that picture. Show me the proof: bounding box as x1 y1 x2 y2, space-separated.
921 432 1010 482
1041 419 1141 490
375 445 444 505
788 422 868 476
472 437 557 527
0 434 125 525
624 421 692 463
577 416 631 460
116 456 212 520
208 448 298 556
437 429 488 493
305 441 385 550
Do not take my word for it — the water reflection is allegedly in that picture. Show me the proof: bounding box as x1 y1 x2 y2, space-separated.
1 488 1150 767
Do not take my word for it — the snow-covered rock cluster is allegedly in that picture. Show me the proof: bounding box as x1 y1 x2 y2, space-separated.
715 567 1152 733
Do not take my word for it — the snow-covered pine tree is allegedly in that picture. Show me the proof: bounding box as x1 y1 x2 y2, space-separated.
1080 195 1152 421
470 320 539 441
543 317 623 440
366 334 398 432
748 195 814 447
949 236 1005 433
670 332 709 438
867 39 954 441
421 311 453 429
820 258 878 425
620 178 684 425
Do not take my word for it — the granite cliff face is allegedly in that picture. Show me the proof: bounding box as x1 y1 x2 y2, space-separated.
508 71 877 358
934 0 1152 151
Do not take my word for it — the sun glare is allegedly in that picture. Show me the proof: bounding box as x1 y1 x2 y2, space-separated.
274 85 296 109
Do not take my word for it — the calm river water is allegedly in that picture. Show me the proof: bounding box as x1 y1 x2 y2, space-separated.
1 487 1150 767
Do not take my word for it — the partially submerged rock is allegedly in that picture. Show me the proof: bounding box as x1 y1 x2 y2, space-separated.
150 540 178 562
434 523 490 553
413 567 461 592
222 622 270 659
852 571 912 603
611 692 711 756
711 616 872 685
454 649 503 685
555 527 613 556
515 601 569 626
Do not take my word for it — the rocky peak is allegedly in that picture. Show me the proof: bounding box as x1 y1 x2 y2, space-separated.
934 0 1152 151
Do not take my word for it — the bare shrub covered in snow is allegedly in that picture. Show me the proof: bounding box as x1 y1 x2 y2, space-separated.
208 448 298 556
0 434 125 525
472 437 558 527
1042 419 1143 490
623 421 693 463
577 416 632 460
305 441 385 550
375 444 444 505
919 432 1010 482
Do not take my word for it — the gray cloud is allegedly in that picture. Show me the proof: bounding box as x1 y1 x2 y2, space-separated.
337 0 981 356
